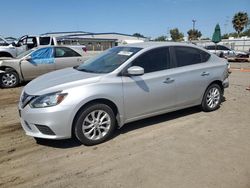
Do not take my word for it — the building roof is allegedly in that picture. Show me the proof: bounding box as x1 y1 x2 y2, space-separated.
41 31 91 35
57 37 117 42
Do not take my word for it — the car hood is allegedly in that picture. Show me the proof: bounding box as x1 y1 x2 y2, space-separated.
0 57 13 60
24 67 103 95
0 58 19 66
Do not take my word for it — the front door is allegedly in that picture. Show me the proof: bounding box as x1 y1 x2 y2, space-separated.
122 47 176 122
21 47 55 80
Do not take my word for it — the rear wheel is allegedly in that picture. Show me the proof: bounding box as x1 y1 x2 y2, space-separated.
74 103 116 146
0 71 19 88
201 84 222 112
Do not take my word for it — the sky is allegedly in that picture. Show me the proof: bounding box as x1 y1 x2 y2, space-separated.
1 0 249 39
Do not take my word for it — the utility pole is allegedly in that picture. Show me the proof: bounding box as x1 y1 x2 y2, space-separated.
192 19 196 30
224 16 229 34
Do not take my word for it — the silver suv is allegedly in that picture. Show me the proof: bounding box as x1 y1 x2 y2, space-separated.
19 42 229 145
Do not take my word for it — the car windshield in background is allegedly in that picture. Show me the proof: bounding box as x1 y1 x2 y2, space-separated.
76 47 142 73
16 49 35 59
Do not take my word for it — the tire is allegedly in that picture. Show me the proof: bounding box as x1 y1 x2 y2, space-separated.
201 84 222 112
74 103 116 146
0 71 19 88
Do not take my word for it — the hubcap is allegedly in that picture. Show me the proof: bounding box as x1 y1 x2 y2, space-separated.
206 87 220 109
82 110 111 140
2 73 17 87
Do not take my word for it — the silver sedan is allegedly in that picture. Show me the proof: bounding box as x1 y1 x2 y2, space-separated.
0 46 87 88
19 42 229 145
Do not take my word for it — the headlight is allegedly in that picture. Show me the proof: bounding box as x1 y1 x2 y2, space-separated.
30 91 68 108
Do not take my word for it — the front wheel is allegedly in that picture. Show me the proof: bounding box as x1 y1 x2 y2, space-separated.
0 71 19 88
74 103 116 146
201 84 222 112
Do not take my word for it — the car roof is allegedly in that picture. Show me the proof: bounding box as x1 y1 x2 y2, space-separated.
124 42 197 49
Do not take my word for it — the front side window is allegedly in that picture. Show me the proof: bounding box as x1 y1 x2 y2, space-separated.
30 47 54 64
76 47 141 73
55 47 80 58
131 47 170 73
174 46 210 67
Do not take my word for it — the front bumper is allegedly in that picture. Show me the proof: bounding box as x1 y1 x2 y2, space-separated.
18 102 74 139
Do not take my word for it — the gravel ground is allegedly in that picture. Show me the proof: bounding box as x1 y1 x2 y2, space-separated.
0 62 250 188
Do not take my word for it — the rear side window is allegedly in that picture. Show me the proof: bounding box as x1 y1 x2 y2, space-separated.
174 46 210 67
55 47 81 58
205 45 215 50
40 37 51 45
217 45 230 51
131 47 170 73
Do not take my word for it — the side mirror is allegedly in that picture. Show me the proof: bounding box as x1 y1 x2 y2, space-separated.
127 66 144 76
24 55 32 61
11 42 16 47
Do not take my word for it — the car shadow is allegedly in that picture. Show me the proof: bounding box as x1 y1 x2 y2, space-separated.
35 106 202 149
112 106 202 138
34 137 82 148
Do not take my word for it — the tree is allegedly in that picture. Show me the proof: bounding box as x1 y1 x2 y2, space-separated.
154 36 167 41
170 28 184 41
132 33 145 38
222 34 229 39
187 29 202 40
242 28 250 37
232 12 249 37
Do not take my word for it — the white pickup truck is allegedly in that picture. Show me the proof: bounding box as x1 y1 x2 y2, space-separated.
0 35 58 58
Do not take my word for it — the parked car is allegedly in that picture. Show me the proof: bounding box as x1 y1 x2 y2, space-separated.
0 35 87 58
0 46 87 88
204 44 249 62
18 42 229 145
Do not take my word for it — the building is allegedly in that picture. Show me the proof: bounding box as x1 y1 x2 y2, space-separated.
42 31 149 51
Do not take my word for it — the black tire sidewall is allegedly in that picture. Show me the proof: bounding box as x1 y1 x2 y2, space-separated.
202 84 222 112
0 71 19 88
74 103 116 146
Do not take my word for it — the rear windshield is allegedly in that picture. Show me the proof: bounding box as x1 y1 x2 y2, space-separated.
76 47 142 73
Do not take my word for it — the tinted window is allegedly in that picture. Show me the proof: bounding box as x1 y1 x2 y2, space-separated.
205 45 215 50
218 45 230 50
55 47 81 58
200 50 211 62
40 37 51 45
131 47 170 73
175 46 210 67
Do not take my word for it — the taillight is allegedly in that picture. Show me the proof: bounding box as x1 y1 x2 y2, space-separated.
82 47 87 52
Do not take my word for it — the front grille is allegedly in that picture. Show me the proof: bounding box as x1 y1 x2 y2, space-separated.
35 124 56 135
21 92 35 108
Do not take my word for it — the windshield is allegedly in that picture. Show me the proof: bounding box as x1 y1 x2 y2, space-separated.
76 47 142 73
16 49 35 59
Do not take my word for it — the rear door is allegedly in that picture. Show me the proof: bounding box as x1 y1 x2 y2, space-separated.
171 46 211 107
21 47 55 80
54 47 83 70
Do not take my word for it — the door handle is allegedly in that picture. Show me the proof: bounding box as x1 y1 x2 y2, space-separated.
201 72 210 76
163 78 175 84
77 58 82 62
